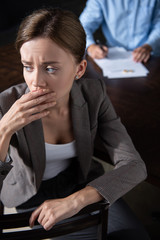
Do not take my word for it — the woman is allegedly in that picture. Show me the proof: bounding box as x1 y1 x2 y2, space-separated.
0 8 149 239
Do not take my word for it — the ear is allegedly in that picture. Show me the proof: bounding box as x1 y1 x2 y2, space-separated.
75 59 87 79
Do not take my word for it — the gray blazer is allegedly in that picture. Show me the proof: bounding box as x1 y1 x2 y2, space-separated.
0 78 147 207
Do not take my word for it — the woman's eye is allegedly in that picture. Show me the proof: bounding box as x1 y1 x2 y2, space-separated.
46 67 57 73
23 66 33 72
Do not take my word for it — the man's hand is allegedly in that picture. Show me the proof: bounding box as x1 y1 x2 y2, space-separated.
132 44 152 63
87 44 108 59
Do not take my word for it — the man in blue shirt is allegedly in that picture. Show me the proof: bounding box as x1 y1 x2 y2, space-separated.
80 0 160 62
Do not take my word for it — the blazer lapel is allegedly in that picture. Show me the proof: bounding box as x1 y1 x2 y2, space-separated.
22 87 45 189
15 128 32 168
23 119 45 189
71 82 92 181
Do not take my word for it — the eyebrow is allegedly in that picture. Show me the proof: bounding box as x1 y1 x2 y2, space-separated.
21 60 60 65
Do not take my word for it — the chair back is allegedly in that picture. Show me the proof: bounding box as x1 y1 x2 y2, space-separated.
0 201 108 240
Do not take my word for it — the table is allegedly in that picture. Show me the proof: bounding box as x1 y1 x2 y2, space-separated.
85 55 160 188
0 44 160 187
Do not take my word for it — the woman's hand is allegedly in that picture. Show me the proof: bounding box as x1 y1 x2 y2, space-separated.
132 44 152 63
1 89 56 136
29 197 79 231
87 44 108 59
29 186 103 231
0 89 56 162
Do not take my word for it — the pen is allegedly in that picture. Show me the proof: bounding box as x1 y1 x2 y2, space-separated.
96 39 105 52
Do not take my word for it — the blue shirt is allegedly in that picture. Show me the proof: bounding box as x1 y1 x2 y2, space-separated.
80 0 160 55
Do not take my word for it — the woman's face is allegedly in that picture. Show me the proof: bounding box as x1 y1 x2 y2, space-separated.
20 37 86 104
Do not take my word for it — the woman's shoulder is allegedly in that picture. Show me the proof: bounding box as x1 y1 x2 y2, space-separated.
0 83 27 97
76 77 106 93
0 83 27 113
75 78 106 102
72 77 107 108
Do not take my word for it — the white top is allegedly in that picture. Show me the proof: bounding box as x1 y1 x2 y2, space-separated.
42 140 77 180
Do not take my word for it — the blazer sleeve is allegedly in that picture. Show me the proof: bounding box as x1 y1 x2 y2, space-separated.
0 84 26 194
0 160 13 191
0 107 13 192
88 79 147 205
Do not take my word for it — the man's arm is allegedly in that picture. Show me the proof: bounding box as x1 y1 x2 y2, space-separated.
79 0 103 49
143 0 160 56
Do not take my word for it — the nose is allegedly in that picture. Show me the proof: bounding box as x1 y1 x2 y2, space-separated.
32 69 47 89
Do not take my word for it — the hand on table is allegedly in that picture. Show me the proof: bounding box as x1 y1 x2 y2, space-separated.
132 44 152 63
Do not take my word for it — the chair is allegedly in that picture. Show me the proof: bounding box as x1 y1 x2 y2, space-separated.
0 200 108 240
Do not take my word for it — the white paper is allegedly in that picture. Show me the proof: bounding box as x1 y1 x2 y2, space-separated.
94 47 149 78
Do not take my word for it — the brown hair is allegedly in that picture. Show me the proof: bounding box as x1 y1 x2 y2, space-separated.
15 8 86 63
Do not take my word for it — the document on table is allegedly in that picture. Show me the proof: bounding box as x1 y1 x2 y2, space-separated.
94 47 149 78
